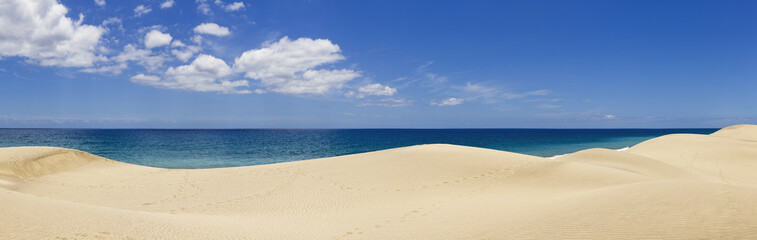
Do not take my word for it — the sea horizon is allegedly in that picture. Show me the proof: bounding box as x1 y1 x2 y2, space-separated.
0 128 718 169
0 127 724 130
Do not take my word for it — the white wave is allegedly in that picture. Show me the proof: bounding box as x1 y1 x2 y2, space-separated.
548 154 568 159
616 146 630 151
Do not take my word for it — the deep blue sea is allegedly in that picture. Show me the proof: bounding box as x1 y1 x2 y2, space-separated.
0 128 717 169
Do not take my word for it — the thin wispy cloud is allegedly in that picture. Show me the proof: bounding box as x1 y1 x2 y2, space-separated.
431 98 464 106
134 5 152 17
160 0 175 9
196 0 212 15
346 83 397 98
224 2 245 11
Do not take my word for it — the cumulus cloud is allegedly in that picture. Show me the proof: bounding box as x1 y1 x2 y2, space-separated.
0 0 105 67
193 23 230 36
144 30 172 48
171 48 200 62
234 37 360 94
431 98 464 106
347 83 397 98
171 40 186 48
131 54 250 94
170 40 201 62
94 0 105 6
160 0 175 9
225 2 245 11
134 5 152 17
213 0 244 11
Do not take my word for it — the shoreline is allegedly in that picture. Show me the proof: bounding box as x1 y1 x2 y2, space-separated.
1 125 756 239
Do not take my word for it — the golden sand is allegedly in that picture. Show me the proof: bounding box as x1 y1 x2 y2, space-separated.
2 125 757 239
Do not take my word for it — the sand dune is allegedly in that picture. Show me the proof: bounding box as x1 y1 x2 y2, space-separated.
2 126 757 239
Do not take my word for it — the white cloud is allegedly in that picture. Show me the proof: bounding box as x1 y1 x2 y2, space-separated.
94 0 105 6
144 30 172 48
131 73 160 83
82 44 169 74
605 114 617 119
196 0 212 15
191 35 204 44
112 44 164 65
193 23 230 37
282 69 360 94
100 17 122 31
80 63 126 74
431 98 464 106
131 54 250 94
112 44 168 72
170 40 201 62
347 83 397 98
172 49 195 62
225 2 245 11
134 5 152 17
171 40 186 48
0 0 105 67
160 0 175 9
171 45 201 62
234 36 360 94
213 0 244 12
80 62 127 74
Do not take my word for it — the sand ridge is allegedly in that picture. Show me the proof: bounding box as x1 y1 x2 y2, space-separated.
1 125 757 239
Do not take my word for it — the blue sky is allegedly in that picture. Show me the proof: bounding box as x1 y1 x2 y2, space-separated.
0 0 755 128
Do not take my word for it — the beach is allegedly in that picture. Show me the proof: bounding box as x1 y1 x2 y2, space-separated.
1 124 757 239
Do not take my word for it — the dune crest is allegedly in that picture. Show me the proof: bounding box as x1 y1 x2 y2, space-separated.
710 124 757 142
1 125 757 239
0 147 121 179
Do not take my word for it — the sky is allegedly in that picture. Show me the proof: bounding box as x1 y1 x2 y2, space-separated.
0 0 755 128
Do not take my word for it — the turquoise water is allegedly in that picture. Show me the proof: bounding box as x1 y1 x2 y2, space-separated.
0 128 717 169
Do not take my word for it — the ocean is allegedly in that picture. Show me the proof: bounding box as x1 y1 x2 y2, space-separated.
0 128 717 169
